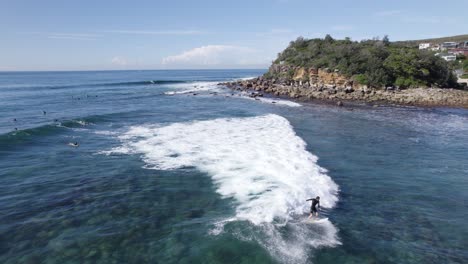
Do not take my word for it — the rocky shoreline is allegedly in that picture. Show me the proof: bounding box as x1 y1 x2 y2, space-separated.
219 76 468 108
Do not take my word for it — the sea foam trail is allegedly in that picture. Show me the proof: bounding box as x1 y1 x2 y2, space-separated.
163 80 302 108
104 114 340 262
163 81 220 95
237 76 257 81
240 94 302 107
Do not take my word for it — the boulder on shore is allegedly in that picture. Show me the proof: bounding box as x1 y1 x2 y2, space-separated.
216 70 468 108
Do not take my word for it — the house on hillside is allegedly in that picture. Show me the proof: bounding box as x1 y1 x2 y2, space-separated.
441 42 458 50
451 49 468 56
430 45 440 51
419 43 431 50
437 53 457 61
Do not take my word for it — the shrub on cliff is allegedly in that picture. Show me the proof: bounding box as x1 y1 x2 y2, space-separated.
463 60 468 72
272 36 458 88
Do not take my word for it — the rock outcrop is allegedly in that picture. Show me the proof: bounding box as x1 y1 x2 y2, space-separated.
219 65 468 108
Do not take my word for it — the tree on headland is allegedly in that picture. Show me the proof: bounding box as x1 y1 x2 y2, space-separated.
382 35 390 46
272 35 458 88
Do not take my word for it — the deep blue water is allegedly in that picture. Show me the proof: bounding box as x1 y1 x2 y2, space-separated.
1 70 467 264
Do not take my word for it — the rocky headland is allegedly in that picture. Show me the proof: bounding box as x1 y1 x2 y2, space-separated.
220 35 468 108
220 65 468 108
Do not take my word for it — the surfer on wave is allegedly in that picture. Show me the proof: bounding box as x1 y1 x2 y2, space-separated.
307 196 320 218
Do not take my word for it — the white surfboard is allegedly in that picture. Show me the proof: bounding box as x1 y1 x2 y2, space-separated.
302 217 328 224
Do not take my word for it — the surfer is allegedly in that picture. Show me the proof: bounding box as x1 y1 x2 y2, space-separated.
68 142 79 147
307 196 320 218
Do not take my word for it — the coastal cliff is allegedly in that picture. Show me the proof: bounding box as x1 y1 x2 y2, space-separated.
220 36 468 108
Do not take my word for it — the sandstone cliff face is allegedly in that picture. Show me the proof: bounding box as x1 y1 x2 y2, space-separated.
268 64 359 89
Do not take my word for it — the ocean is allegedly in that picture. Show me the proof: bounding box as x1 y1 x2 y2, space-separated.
0 70 467 264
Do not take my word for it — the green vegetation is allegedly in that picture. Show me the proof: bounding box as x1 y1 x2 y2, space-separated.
272 35 458 88
458 58 468 80
463 60 468 72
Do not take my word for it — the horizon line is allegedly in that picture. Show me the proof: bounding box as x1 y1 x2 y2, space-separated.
0 68 269 73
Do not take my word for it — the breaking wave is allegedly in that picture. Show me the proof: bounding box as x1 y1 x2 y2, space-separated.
163 81 220 95
102 114 340 263
163 81 302 107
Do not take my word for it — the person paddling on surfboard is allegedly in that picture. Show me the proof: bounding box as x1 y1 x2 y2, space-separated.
306 196 320 218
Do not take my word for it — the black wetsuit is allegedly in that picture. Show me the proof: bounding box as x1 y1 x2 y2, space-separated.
307 198 320 213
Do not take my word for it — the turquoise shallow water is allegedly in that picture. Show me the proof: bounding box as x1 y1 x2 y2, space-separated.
0 70 467 264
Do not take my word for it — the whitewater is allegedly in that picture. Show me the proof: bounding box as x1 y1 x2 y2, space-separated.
104 114 340 263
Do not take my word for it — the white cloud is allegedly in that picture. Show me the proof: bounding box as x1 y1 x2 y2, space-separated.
47 36 96 40
103 30 206 35
111 56 128 66
161 45 264 67
24 32 100 40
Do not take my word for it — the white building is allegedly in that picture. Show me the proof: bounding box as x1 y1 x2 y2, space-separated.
419 43 431 50
439 54 457 61
430 45 440 51
441 42 458 50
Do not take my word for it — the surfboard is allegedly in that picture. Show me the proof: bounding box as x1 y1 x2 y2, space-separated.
302 217 328 224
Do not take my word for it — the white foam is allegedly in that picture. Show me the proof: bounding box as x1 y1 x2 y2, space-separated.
162 79 302 108
240 94 302 107
76 120 88 126
104 114 340 262
163 81 220 95
237 76 257 81
70 128 88 132
93 130 119 136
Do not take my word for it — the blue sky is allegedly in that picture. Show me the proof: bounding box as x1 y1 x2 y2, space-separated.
1 0 467 71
